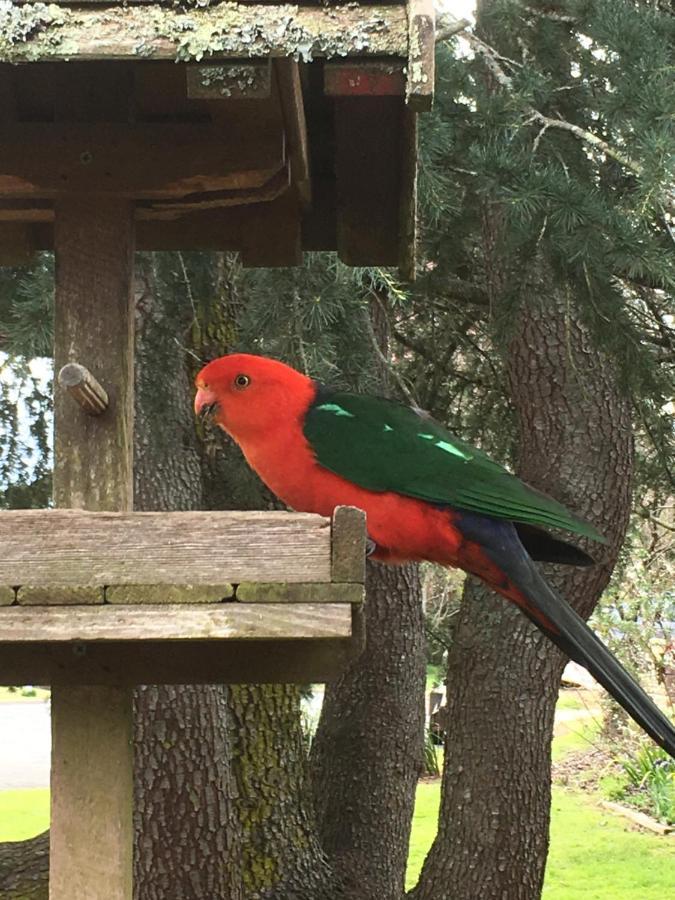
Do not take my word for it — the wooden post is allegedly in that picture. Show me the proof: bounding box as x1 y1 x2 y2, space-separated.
50 197 135 900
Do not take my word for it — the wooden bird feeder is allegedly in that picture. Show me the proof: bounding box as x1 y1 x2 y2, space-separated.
0 2 434 897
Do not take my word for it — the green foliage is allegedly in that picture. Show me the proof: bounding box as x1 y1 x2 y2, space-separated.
406 781 675 896
619 744 675 824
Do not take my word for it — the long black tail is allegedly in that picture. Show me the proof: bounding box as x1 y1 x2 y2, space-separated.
459 514 675 758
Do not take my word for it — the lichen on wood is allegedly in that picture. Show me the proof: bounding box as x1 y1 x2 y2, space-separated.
0 2 408 63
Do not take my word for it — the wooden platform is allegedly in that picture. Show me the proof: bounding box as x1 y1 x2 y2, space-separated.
0 506 366 684
0 1 435 274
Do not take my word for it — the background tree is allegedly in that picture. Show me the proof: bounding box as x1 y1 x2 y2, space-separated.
1 2 673 897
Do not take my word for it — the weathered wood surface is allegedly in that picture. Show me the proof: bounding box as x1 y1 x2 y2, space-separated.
50 193 135 899
50 687 133 899
335 95 402 265
186 61 272 99
58 362 110 416
0 509 333 586
17 585 104 606
12 582 363 605
331 506 367 584
53 197 134 511
0 631 362 685
274 59 311 207
235 582 364 604
600 801 674 835
0 604 352 641
0 123 284 198
0 5 408 64
325 61 405 96
406 0 435 110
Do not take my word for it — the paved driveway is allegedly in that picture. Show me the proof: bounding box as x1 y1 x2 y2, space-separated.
0 702 50 789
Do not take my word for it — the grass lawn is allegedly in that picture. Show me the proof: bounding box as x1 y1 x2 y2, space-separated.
0 788 49 841
406 781 675 896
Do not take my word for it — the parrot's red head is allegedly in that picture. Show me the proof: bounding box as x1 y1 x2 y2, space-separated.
194 354 315 443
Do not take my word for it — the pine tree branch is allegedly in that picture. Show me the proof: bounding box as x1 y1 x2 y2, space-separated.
436 13 674 217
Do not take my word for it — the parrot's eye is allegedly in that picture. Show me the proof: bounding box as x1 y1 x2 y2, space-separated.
234 374 250 389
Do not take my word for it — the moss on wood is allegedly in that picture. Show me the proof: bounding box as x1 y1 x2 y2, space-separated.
0 2 408 63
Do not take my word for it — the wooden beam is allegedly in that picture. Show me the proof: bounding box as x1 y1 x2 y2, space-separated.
234 582 363 604
0 634 362 685
0 223 35 265
274 59 311 207
324 61 405 97
0 123 284 199
51 195 135 900
0 603 352 642
186 61 271 99
331 506 367 584
240 187 302 267
0 509 332 587
137 166 290 220
407 0 436 111
50 688 133 899
335 96 403 266
0 5 408 64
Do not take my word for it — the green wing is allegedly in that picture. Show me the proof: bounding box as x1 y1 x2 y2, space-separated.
303 390 606 543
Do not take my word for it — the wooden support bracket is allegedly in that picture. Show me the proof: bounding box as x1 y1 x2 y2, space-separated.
58 363 110 416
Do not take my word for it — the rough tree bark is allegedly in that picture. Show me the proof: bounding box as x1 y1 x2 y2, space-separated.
410 269 633 900
311 561 426 900
309 293 427 900
132 254 242 900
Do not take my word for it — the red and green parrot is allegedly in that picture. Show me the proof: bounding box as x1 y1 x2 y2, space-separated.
195 353 675 757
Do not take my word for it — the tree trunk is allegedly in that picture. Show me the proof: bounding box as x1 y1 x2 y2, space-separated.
132 254 242 900
410 271 633 899
309 292 427 900
311 560 426 900
226 684 348 900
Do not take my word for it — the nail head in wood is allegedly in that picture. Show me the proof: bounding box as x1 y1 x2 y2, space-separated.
58 363 109 416
331 506 367 584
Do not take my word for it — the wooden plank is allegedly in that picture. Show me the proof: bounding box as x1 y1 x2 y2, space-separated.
0 223 35 265
0 509 332 586
0 123 284 199
53 198 134 510
186 62 271 99
235 582 363 604
324 61 405 96
50 687 133 899
335 96 403 265
274 59 311 207
0 6 408 64
17 586 104 606
50 194 135 899
138 165 290 220
0 604 352 641
106 585 232 604
240 188 302 267
0 637 361 685
331 506 367 583
600 801 673 835
407 0 435 111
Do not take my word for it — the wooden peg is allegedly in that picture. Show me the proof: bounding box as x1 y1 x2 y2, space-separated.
58 363 109 416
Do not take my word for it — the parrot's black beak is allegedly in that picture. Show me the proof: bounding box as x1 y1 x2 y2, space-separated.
198 401 218 423
194 387 219 423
